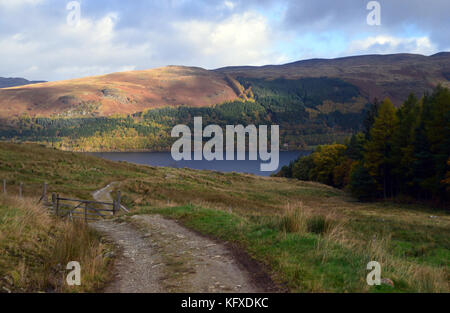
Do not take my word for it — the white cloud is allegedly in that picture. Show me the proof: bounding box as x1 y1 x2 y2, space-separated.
172 12 284 67
0 1 446 81
224 1 236 10
347 35 438 55
58 12 119 44
0 0 44 9
0 11 150 81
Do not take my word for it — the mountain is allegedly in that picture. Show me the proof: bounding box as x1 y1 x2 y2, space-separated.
0 77 46 89
0 66 237 118
216 53 450 106
0 53 448 119
0 53 448 152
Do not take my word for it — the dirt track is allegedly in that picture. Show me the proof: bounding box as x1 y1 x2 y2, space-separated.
92 184 270 293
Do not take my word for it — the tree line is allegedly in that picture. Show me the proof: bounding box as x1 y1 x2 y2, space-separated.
277 86 449 206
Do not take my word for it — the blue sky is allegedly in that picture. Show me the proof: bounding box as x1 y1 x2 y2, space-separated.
0 0 448 81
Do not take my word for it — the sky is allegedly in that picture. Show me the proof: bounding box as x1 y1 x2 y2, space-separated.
0 0 449 81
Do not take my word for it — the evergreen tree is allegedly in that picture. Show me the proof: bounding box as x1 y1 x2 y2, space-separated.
423 86 450 200
410 119 434 199
391 93 421 194
363 98 380 140
346 132 366 160
364 98 398 199
349 162 378 201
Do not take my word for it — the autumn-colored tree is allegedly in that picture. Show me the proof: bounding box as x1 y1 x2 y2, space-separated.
310 144 347 186
292 155 314 181
333 158 354 188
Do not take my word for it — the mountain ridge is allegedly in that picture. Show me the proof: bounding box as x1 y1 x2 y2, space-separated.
0 77 46 89
216 53 450 105
0 52 448 119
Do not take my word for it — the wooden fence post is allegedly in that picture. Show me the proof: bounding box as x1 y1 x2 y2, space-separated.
52 193 56 214
19 182 23 198
2 179 5 195
84 203 88 224
116 191 121 215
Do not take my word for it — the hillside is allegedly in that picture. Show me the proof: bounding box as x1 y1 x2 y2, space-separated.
0 66 238 118
0 53 448 119
0 53 448 151
0 143 448 292
0 77 46 89
217 53 450 106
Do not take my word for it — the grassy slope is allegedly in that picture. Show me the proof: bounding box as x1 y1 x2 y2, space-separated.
0 143 148 292
0 142 152 199
119 170 449 292
0 143 448 292
0 195 112 292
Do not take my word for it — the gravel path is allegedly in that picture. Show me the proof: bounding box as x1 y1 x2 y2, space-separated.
91 184 266 293
92 220 165 293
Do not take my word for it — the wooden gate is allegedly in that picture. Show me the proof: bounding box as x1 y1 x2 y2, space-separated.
45 191 128 222
2 180 129 222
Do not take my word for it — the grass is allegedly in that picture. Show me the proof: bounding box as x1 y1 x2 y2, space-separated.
0 142 448 293
0 142 152 199
0 195 112 292
131 205 449 293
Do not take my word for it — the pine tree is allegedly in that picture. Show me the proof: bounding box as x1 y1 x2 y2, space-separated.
346 132 366 160
443 158 450 197
364 98 398 199
363 98 380 140
410 119 434 199
423 86 450 200
391 93 421 194
349 161 378 201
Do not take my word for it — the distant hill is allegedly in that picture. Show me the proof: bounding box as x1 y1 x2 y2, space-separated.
0 77 46 89
216 53 450 106
0 66 238 118
0 53 448 152
0 53 448 119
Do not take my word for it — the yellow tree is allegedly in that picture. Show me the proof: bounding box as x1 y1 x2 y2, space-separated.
310 144 347 186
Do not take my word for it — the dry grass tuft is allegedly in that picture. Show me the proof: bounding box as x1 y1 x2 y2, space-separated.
278 202 344 238
278 204 308 235
0 195 111 293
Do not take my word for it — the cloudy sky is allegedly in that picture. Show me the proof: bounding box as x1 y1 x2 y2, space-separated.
0 0 449 81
